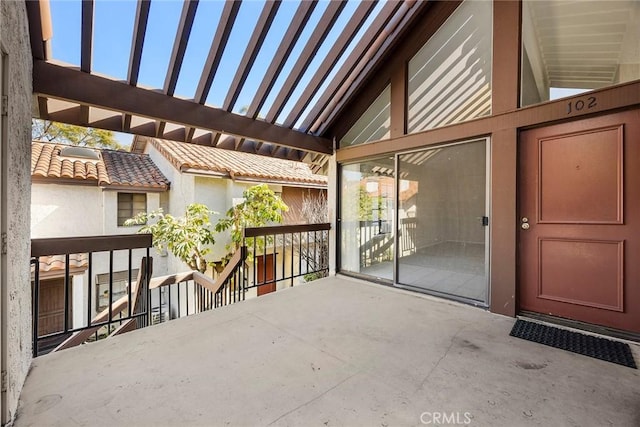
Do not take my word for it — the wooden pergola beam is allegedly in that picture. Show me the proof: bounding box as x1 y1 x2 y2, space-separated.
124 0 151 132
186 0 241 142
264 0 347 124
127 0 151 86
222 0 281 112
245 0 317 120
80 0 93 129
300 0 406 133
26 0 51 61
282 0 377 128
157 0 199 140
194 0 241 104
34 61 333 154
309 0 429 136
164 0 199 96
80 0 94 73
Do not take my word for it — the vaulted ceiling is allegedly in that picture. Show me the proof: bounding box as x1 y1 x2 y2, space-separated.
26 0 429 170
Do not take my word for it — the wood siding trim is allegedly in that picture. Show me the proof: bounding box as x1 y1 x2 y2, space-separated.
390 65 406 139
490 128 517 316
336 79 640 162
492 0 522 114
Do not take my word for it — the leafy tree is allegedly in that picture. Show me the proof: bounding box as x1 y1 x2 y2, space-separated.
358 185 373 220
32 119 123 150
125 185 287 273
215 184 288 266
125 204 217 273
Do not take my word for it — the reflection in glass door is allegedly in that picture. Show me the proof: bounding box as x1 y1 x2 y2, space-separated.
396 140 488 303
339 157 395 281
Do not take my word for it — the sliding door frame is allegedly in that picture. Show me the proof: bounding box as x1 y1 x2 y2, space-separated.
392 137 491 307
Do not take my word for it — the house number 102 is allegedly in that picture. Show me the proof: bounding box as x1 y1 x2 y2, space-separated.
567 96 597 115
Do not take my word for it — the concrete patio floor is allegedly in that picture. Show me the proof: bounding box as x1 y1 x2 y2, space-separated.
15 276 640 426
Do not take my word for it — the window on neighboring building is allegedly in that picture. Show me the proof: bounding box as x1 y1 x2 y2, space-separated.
96 269 138 313
117 193 146 226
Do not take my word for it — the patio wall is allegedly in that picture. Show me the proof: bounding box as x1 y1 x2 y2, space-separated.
0 0 34 423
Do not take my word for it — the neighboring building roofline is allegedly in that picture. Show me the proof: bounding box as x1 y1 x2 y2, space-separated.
148 138 328 187
31 140 170 191
231 176 328 190
180 168 327 189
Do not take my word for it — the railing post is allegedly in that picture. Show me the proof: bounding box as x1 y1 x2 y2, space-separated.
31 257 40 358
87 252 93 329
241 245 247 300
64 253 71 332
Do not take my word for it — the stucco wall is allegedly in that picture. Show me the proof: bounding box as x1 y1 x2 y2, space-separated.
31 184 103 237
145 148 195 274
32 185 166 266
146 146 194 216
193 176 233 262
31 184 168 325
1 1 33 424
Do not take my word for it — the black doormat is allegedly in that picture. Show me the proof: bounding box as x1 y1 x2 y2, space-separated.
510 319 637 369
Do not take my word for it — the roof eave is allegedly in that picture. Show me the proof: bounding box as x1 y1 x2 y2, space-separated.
31 176 100 187
231 176 327 189
181 168 327 189
100 184 170 193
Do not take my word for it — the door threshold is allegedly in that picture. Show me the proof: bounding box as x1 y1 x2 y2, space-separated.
519 311 640 344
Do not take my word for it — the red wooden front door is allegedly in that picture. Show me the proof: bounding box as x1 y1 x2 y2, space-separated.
519 109 640 334
37 278 70 336
256 253 276 296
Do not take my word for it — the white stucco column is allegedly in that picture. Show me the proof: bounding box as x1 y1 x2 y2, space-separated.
72 275 87 329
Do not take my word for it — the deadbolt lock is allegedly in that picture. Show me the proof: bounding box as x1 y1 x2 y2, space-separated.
521 217 529 223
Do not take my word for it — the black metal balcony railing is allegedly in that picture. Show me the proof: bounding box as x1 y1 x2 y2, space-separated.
244 223 331 292
31 234 153 357
147 223 331 325
146 247 246 323
30 223 330 356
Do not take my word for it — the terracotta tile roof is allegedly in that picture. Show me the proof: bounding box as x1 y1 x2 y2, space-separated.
100 150 170 190
33 253 88 273
150 138 327 187
31 141 170 191
31 253 88 279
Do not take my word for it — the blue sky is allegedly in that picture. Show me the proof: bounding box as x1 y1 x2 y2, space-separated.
48 0 385 147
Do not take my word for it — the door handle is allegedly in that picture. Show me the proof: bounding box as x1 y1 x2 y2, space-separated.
521 217 530 230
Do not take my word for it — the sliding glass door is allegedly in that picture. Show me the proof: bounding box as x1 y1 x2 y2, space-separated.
339 157 395 281
396 139 489 304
